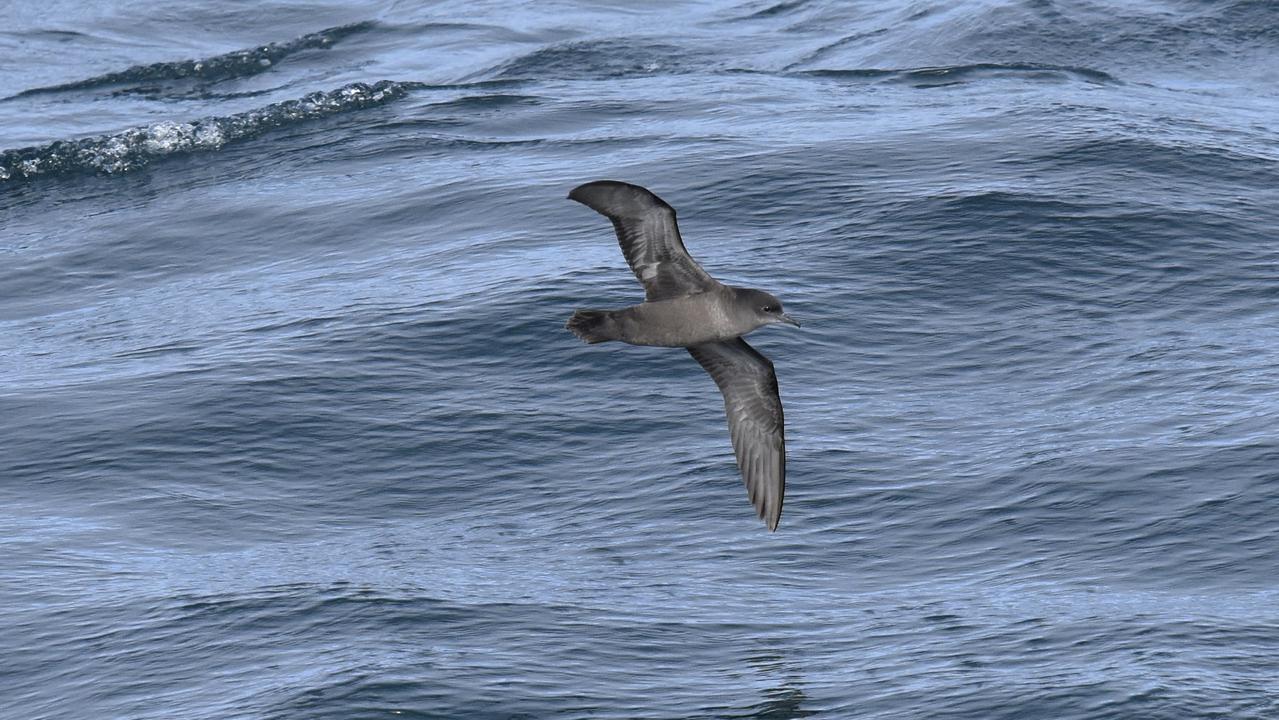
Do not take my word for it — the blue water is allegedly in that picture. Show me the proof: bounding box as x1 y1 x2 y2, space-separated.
3 1 1278 717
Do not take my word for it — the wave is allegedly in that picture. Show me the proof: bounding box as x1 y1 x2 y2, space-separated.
494 39 706 80
0 80 414 183
743 0 813 20
1037 136 1279 193
8 22 376 99
795 62 1118 87
776 1 1277 82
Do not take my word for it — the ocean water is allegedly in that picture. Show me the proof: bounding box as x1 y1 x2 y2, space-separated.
3 1 1278 717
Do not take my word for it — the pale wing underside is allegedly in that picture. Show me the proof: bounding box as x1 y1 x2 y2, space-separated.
568 180 719 301
687 338 786 531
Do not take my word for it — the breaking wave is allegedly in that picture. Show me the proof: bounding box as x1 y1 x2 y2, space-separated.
0 80 414 182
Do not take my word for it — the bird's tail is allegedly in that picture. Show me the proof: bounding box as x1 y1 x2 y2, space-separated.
566 310 616 344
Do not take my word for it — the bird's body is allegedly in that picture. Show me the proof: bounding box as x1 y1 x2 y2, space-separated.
568 285 774 347
565 180 799 531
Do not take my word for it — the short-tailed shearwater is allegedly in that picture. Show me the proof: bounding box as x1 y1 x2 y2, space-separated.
565 180 799 531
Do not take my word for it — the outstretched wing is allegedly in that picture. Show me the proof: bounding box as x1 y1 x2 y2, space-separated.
687 338 786 531
568 180 720 301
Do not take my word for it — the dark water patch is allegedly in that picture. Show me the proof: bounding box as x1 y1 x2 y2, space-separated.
495 39 710 80
796 62 1118 87
874 194 1268 309
1037 136 1279 191
6 582 560 719
414 78 530 92
7 22 376 100
739 0 814 20
797 28 892 65
112 342 202 361
956 1 1279 73
19 29 92 41
0 80 415 183
427 94 543 112
779 1 1279 80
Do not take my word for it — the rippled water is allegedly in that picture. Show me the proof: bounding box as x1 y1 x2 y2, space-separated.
3 1 1279 718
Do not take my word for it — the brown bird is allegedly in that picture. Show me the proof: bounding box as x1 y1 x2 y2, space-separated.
565 180 799 531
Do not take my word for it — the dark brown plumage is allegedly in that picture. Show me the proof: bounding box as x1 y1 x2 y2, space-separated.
565 180 798 531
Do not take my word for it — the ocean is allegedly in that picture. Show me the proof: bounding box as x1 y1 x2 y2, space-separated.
2 1 1278 718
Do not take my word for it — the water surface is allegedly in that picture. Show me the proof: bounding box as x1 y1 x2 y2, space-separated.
3 1 1278 718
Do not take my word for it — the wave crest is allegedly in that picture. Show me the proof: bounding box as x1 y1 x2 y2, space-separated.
9 22 375 99
798 62 1118 87
0 80 413 183
494 40 700 80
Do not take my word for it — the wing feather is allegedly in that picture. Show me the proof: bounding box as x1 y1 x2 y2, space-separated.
687 338 786 531
568 180 720 301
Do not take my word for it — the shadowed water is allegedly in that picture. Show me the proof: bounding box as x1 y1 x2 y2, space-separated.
2 1 1278 718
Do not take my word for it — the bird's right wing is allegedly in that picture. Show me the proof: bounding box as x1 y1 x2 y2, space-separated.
568 180 720 302
687 338 786 531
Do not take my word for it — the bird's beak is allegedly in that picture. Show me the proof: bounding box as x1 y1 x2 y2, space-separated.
778 313 801 328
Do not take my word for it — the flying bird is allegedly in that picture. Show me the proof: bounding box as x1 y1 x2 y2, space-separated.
565 180 799 531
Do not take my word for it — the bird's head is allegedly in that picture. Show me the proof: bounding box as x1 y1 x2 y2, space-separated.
735 288 801 330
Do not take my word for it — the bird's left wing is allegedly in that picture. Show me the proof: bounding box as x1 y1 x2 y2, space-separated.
568 180 720 302
687 338 786 531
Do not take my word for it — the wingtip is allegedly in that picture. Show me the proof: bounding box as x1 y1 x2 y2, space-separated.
566 183 594 207
765 511 781 532
757 495 782 531
566 180 674 216
567 180 619 204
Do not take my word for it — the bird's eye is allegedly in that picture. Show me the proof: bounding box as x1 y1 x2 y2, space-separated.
763 305 777 313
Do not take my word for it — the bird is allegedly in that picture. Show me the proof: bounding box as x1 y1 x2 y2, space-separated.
564 180 799 531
